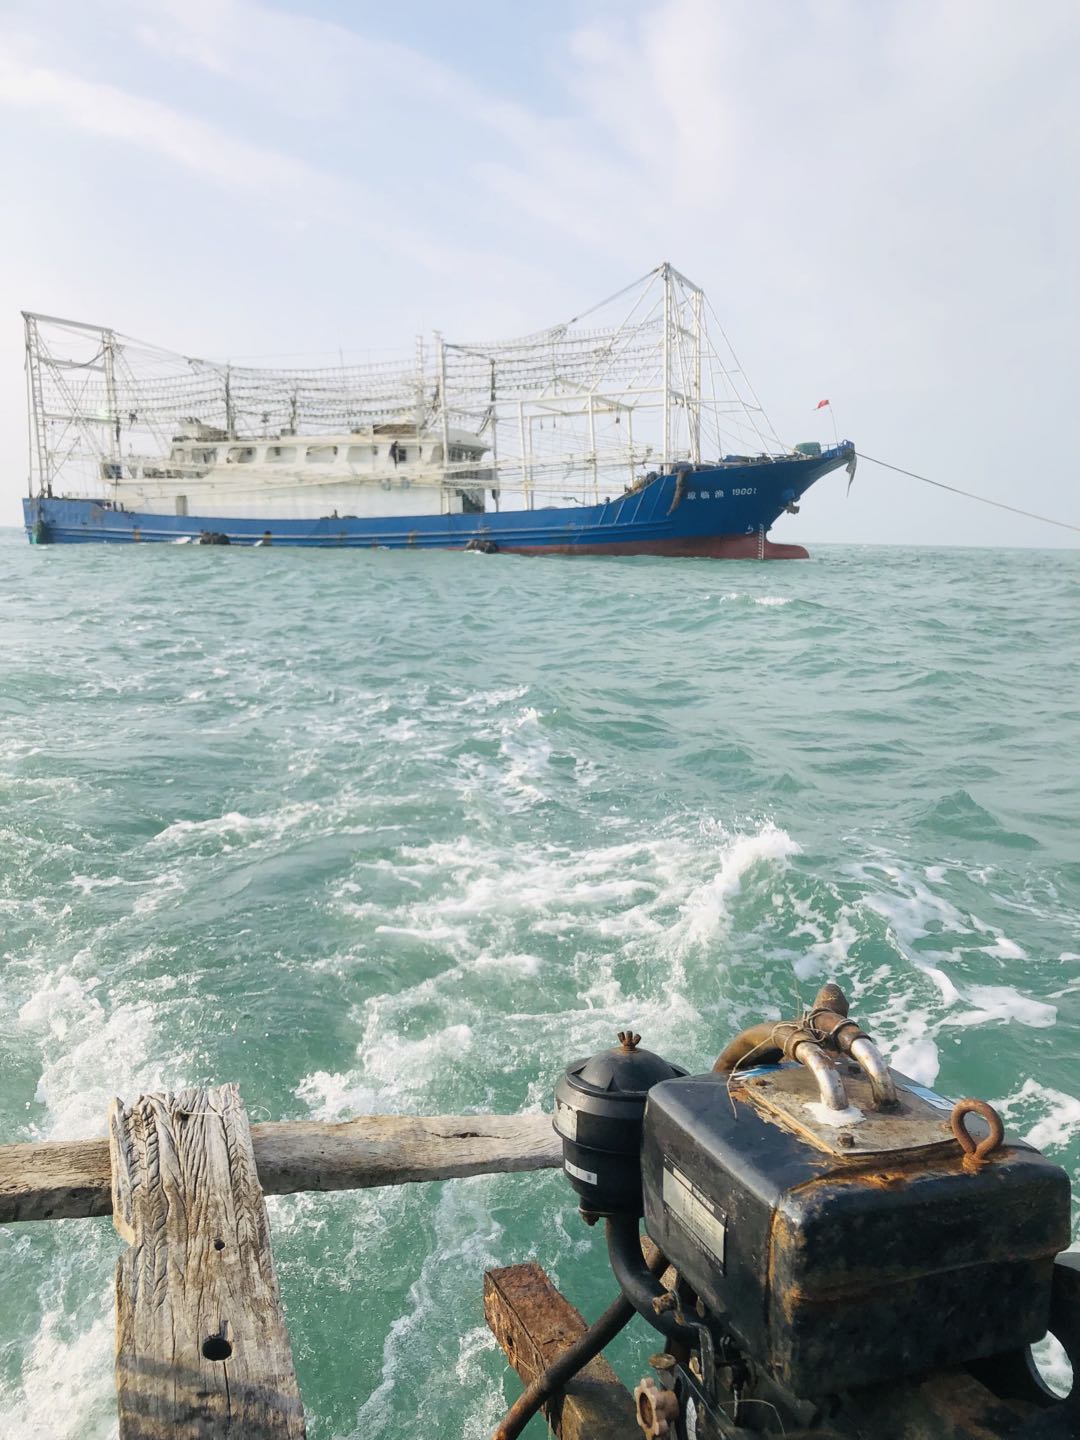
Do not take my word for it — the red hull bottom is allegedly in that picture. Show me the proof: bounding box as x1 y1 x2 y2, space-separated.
509 534 809 560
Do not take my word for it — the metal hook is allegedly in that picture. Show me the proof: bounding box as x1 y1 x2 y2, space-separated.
951 1098 1005 1173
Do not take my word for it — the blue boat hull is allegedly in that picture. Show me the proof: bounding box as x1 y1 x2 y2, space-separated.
23 445 853 557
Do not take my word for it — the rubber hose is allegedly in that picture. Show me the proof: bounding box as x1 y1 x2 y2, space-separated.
605 1215 698 1345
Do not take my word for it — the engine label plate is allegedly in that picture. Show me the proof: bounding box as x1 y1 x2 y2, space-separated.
662 1162 726 1270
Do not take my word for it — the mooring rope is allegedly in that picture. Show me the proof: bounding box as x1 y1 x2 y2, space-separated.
856 452 1080 536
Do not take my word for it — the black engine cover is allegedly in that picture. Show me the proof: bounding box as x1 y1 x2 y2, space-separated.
641 1065 1070 1397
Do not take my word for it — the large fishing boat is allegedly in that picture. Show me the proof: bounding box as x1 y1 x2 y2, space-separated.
21 264 854 556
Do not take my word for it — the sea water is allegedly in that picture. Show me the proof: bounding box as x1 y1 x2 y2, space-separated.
0 531 1077 1435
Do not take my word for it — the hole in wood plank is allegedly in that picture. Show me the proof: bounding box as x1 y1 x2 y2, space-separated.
202 1335 233 1362
213 1238 226 1251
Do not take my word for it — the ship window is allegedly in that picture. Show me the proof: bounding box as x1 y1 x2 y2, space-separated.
191 447 217 465
170 446 185 461
306 445 338 464
266 445 296 463
346 444 376 463
227 446 256 463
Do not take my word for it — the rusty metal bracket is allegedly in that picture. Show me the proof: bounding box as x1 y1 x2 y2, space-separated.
951 1099 1005 1173
484 1263 639 1440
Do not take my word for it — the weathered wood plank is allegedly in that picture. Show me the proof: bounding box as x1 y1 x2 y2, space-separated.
0 1135 113 1221
0 1112 560 1222
484 1262 638 1440
110 1084 306 1439
252 1112 561 1195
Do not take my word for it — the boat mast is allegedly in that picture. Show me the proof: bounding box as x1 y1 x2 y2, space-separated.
24 314 42 498
488 358 499 507
587 395 598 503
661 262 671 471
102 329 121 469
436 331 451 491
414 333 426 432
690 286 703 466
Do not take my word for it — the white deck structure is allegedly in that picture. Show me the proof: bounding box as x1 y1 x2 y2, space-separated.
106 421 491 520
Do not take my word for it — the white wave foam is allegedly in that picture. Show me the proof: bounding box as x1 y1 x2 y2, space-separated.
346 1179 506 1439
719 591 792 606
952 985 1056 1029
69 875 126 896
996 1077 1080 1151
297 1021 475 1122
452 683 529 711
150 806 319 847
497 706 552 804
17 971 186 1139
677 822 800 949
980 936 1028 960
470 950 542 977
790 905 861 982
887 1033 941 1087
4 1308 117 1440
131 868 185 915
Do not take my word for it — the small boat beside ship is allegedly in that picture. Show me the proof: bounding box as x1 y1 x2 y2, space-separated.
22 264 855 557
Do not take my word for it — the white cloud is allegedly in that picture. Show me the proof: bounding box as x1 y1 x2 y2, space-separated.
0 44 332 194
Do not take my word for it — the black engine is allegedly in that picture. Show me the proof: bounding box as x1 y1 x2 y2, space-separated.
542 982 1079 1439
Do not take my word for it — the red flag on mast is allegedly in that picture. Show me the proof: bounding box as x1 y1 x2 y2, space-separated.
815 399 830 410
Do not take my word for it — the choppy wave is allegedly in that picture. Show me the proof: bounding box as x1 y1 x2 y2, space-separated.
0 535 1078 1437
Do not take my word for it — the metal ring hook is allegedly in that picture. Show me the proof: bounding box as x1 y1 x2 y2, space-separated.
951 1098 1005 1173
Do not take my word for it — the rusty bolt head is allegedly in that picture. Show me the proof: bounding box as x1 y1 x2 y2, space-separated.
634 1378 680 1438
838 1133 855 1148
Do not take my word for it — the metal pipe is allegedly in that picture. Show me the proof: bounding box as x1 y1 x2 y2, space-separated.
605 1216 698 1345
791 1040 848 1112
849 1036 899 1109
712 1023 784 1074
713 1024 848 1112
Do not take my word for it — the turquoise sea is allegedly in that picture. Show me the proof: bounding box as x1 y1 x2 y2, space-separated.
1 530 1078 1435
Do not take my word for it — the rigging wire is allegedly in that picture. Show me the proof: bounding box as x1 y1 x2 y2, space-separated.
560 265 662 329
856 452 1080 537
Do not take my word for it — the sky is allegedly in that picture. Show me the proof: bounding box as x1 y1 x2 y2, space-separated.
0 0 1077 545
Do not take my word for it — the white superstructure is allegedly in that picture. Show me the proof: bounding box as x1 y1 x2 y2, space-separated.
103 421 491 520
